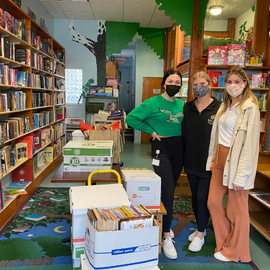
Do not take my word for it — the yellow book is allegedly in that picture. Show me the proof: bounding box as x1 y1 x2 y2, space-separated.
121 205 135 217
15 142 28 162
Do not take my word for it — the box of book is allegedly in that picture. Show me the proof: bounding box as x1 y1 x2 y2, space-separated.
207 46 227 65
72 130 85 141
63 140 113 172
122 170 161 210
84 209 159 270
245 52 264 66
227 44 246 66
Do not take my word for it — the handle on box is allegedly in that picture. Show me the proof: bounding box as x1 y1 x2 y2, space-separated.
87 169 121 186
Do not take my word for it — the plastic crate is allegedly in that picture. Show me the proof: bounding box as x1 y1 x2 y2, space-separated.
86 102 104 113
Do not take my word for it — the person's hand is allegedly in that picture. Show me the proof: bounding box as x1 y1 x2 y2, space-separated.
152 131 161 141
233 184 244 191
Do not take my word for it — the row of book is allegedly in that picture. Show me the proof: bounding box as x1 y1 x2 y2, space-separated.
0 35 16 60
32 74 53 89
207 44 264 67
32 92 53 108
54 121 65 140
0 116 31 144
55 106 65 120
31 32 53 57
0 91 26 112
0 8 29 43
0 64 31 87
54 62 65 76
260 119 266 132
33 128 52 151
207 71 270 89
54 92 65 105
258 93 268 111
32 51 53 73
32 111 54 130
87 204 153 232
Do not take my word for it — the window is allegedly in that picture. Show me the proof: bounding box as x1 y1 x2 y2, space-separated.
65 69 83 103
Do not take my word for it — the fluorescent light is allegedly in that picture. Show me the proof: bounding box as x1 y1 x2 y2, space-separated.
209 5 223 16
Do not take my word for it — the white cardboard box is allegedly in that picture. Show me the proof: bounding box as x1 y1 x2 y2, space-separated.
80 254 160 270
84 214 159 270
122 170 161 210
64 140 113 172
69 184 131 242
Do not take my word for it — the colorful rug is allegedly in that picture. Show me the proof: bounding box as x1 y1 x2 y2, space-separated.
0 187 72 269
0 190 258 269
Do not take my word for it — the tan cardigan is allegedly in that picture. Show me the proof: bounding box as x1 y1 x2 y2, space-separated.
206 98 260 190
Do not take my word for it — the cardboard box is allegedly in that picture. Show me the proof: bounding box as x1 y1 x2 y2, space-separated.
174 174 191 196
122 170 161 210
63 140 113 172
80 254 160 270
106 61 118 78
84 215 159 270
69 184 131 242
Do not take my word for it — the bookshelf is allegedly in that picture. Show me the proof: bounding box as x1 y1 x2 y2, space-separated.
249 152 270 242
0 0 66 229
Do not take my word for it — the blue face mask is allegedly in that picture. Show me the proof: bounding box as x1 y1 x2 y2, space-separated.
193 85 209 97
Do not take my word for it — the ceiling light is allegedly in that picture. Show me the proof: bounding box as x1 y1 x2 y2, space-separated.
209 5 223 16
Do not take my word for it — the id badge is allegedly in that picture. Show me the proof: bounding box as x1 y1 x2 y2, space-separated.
152 150 160 166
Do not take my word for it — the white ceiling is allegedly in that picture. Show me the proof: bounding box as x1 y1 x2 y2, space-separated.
38 0 255 28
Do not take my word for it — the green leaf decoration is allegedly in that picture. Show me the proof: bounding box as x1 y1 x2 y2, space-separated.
198 0 209 37
82 78 95 98
252 5 255 12
156 0 194 37
106 21 140 57
137 28 165 59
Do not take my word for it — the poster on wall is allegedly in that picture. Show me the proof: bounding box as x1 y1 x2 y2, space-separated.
40 16 49 33
27 6 37 22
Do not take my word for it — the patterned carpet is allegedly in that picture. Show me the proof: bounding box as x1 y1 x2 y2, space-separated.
0 189 258 270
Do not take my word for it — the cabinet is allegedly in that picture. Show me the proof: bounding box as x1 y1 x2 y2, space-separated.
0 0 65 230
249 152 270 242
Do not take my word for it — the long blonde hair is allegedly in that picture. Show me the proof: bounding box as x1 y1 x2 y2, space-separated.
215 67 259 119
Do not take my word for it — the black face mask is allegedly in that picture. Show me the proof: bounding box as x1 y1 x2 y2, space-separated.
165 85 181 97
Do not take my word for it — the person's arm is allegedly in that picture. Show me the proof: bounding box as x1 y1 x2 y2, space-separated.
233 106 260 188
125 100 155 135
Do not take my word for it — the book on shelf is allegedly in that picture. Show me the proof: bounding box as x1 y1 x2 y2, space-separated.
33 131 41 150
249 191 270 208
207 46 227 65
40 128 51 147
0 182 4 210
6 181 31 189
15 142 28 162
4 188 27 198
207 71 222 87
24 213 46 221
245 52 264 67
227 44 246 66
37 151 47 170
12 164 33 182
43 146 54 162
258 93 268 111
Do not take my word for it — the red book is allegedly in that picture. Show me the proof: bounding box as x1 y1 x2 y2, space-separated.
38 200 53 206
33 131 41 149
227 44 246 66
16 136 34 158
40 128 50 147
207 71 222 87
207 46 227 65
12 164 33 182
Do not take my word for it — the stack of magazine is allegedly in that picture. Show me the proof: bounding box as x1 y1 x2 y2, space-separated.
87 204 154 232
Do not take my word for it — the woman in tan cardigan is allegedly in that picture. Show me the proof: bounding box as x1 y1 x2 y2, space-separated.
206 67 260 262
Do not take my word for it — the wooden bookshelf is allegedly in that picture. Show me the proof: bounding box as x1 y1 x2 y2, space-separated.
0 0 66 230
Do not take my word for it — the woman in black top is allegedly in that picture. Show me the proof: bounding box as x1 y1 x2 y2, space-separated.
182 71 221 252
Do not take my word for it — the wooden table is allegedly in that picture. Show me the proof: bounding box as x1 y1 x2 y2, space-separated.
150 202 167 254
50 163 123 184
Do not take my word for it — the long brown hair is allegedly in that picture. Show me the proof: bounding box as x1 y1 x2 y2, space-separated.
215 66 259 119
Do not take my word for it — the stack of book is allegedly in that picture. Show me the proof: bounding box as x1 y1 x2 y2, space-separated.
87 204 153 232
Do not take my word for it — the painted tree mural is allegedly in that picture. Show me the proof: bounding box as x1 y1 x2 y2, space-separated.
69 20 106 86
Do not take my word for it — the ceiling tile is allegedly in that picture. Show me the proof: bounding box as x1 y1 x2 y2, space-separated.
124 13 151 27
150 9 174 28
57 2 92 11
89 0 123 3
64 11 95 20
95 12 122 21
49 11 67 19
124 4 156 15
91 3 123 13
40 1 62 11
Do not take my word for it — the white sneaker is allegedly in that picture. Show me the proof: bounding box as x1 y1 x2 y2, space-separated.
162 237 177 259
188 236 205 252
188 229 206 241
214 252 231 262
170 229 174 238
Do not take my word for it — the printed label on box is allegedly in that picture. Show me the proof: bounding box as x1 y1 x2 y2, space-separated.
131 193 155 203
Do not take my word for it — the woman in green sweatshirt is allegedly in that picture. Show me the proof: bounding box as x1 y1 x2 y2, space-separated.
125 69 184 260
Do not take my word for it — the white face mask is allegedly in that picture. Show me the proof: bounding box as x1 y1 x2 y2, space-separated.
226 84 245 97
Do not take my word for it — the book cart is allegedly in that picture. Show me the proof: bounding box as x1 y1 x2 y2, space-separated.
167 0 270 242
0 0 66 229
70 169 159 269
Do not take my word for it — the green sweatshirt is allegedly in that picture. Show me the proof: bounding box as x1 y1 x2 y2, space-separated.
126 95 184 136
